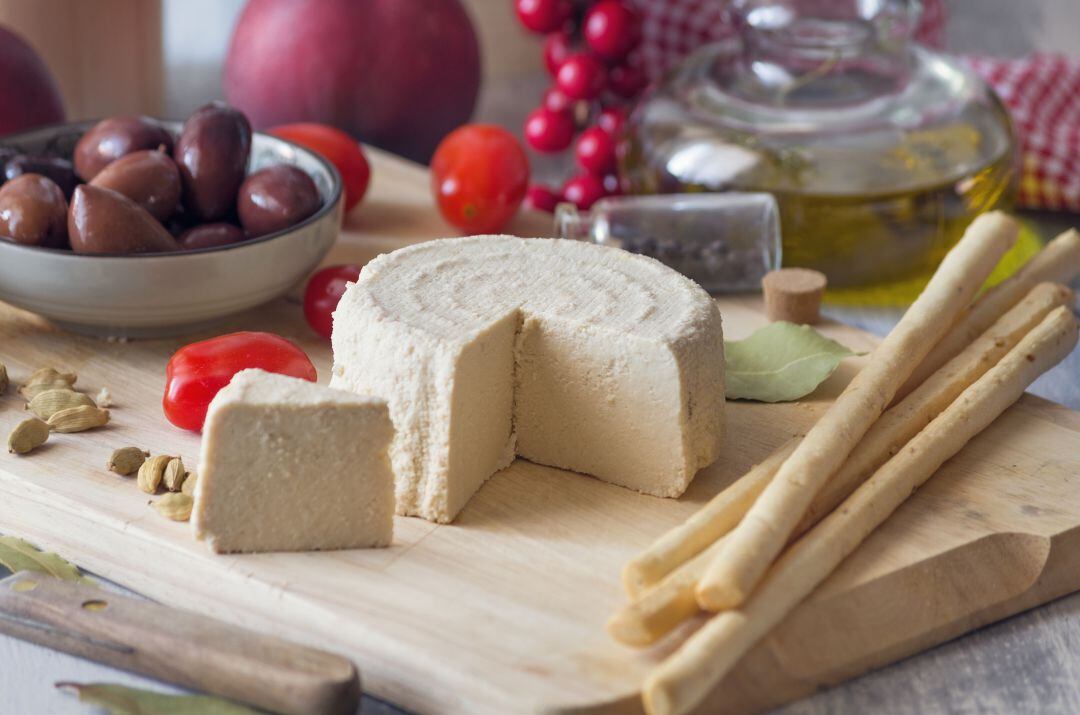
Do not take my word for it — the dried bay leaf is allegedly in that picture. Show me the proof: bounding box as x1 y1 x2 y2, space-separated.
58 682 262 714
725 321 861 402
0 536 93 585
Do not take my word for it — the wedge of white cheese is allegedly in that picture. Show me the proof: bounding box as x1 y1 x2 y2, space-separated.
331 236 725 524
192 369 395 553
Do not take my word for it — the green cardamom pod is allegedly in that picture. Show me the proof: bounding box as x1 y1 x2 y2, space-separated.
8 418 50 455
107 447 149 476
27 389 96 421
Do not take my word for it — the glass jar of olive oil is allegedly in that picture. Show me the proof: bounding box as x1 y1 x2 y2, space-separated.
620 0 1018 297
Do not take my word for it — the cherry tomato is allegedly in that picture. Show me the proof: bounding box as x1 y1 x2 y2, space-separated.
268 123 370 215
304 264 362 339
163 331 317 431
431 124 530 233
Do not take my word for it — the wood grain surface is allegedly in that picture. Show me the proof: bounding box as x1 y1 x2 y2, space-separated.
0 150 1078 715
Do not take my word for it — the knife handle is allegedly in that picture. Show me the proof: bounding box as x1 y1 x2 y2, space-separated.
0 572 359 715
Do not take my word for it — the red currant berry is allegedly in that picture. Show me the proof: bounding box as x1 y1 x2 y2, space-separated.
561 173 607 210
523 107 575 152
525 184 562 213
516 0 572 34
596 106 627 137
602 174 622 196
575 126 616 176
556 53 607 100
583 0 641 61
543 32 573 76
608 62 647 98
543 87 573 114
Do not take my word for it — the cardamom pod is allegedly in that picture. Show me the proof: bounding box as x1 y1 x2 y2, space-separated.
47 406 109 433
138 454 172 494
95 387 113 408
27 389 96 420
181 471 197 497
8 418 50 455
153 493 194 522
26 366 77 384
19 378 78 400
0 362 8 394
107 447 149 476
19 367 79 400
163 457 186 492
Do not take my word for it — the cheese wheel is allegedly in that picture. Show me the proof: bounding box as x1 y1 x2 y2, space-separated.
331 236 725 523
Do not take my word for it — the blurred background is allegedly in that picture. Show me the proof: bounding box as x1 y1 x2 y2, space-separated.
1 0 1076 131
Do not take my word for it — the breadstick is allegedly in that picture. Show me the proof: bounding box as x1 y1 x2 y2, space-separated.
609 280 1072 648
898 228 1080 400
795 280 1073 532
622 441 797 597
696 212 1017 611
644 306 1079 715
629 226 1072 599
611 536 727 646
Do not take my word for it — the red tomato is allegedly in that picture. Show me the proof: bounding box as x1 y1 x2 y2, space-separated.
268 123 370 214
431 124 530 233
304 264 362 339
163 331 317 431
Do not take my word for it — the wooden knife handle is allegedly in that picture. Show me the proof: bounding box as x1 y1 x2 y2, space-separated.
0 572 359 715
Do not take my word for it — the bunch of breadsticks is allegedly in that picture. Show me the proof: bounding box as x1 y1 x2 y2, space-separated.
610 214 1080 715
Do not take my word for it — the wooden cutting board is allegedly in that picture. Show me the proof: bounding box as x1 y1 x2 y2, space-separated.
1 149 1079 715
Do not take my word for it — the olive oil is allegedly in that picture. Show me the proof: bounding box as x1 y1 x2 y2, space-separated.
619 1 1020 303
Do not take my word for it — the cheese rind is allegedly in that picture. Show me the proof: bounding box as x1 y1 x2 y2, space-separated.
192 369 395 553
331 236 725 523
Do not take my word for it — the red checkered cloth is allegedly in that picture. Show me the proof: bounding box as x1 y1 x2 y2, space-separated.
968 55 1080 213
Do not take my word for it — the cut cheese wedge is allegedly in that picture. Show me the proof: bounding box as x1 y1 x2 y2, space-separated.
193 369 395 553
331 236 725 524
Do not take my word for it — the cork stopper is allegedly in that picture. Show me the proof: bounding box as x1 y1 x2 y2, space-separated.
762 268 828 325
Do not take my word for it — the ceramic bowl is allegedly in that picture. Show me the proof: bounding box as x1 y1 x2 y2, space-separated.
0 120 342 338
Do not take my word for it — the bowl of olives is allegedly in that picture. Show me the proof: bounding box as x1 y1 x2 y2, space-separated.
0 102 343 337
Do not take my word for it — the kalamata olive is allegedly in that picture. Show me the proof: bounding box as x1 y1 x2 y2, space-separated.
5 155 78 199
74 116 174 181
68 185 180 254
0 173 68 248
237 165 321 237
90 150 181 222
174 102 251 221
177 222 246 251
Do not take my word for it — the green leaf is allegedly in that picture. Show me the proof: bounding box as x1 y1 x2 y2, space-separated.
57 682 264 715
0 536 93 584
725 322 861 402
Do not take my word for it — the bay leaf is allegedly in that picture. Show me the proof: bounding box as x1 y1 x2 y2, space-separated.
0 536 93 584
58 682 263 715
725 321 861 402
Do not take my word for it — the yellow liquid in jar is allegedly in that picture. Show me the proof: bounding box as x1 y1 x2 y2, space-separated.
622 122 1023 305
